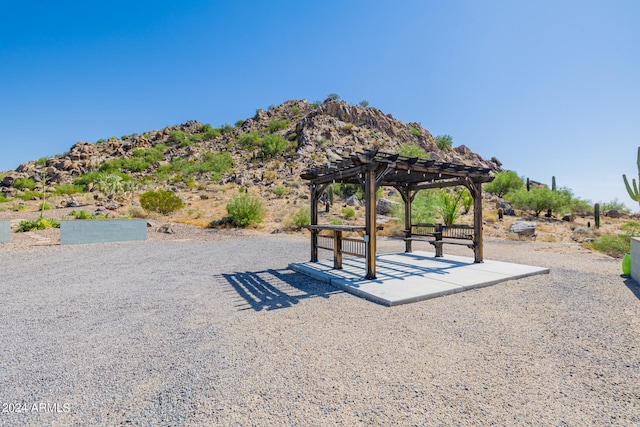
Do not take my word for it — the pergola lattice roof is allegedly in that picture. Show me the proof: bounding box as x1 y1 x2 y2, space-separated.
301 149 494 189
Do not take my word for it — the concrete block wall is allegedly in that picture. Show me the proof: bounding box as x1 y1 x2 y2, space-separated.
60 219 147 245
631 238 640 284
0 221 9 243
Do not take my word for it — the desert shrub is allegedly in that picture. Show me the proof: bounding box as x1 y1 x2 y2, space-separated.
219 123 234 134
96 174 137 194
341 207 355 219
409 127 421 137
359 100 369 107
132 147 164 163
268 118 290 133
435 134 453 150
35 157 48 166
15 190 44 201
290 207 310 229
327 93 340 100
74 171 131 187
200 124 221 140
140 190 184 215
238 131 261 150
99 158 147 173
13 177 37 190
38 202 51 211
16 217 60 232
0 194 10 203
167 130 186 145
289 106 301 115
262 134 288 157
70 209 93 219
55 184 84 195
184 153 233 176
342 123 355 133
601 198 631 213
395 143 429 159
587 234 630 258
273 186 289 197
226 194 265 227
484 171 524 197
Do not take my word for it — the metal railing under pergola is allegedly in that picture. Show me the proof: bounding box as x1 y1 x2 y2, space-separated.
301 149 494 280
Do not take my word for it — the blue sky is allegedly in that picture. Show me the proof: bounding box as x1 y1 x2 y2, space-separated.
1 0 639 209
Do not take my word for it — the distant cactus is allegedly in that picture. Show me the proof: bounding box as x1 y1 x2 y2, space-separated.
328 185 334 206
623 146 640 208
594 203 600 229
526 177 530 192
552 176 556 191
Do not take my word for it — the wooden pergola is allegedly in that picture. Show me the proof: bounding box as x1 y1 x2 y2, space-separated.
301 149 494 280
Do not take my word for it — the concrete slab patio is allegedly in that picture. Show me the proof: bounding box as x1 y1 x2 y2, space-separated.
289 250 550 306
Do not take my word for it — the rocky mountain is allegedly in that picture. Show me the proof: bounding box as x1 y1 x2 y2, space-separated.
0 98 501 198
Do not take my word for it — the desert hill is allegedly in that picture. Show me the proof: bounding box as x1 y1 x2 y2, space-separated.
0 98 500 197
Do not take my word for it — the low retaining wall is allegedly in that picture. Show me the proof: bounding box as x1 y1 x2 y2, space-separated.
0 221 9 243
60 219 147 245
631 238 640 284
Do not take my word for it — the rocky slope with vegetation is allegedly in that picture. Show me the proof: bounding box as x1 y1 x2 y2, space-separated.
0 98 636 257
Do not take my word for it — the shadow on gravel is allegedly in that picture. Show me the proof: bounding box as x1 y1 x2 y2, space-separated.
622 276 640 300
219 268 342 311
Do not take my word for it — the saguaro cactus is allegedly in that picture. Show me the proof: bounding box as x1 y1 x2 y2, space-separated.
623 146 640 208
594 203 600 229
526 177 530 192
551 176 556 191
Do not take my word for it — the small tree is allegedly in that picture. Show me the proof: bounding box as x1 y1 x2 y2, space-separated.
484 171 524 197
506 186 565 217
327 93 340 101
439 189 464 226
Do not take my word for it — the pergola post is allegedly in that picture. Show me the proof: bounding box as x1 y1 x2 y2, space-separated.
310 184 319 262
472 181 484 263
398 186 414 253
364 167 377 280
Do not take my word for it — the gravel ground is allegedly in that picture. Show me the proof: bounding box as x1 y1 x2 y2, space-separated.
0 231 639 426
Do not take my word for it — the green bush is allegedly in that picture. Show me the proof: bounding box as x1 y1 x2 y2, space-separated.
238 131 261 150
290 207 310 229
268 119 290 133
200 124 222 140
395 143 429 159
140 190 184 215
35 157 48 166
0 193 10 203
484 171 524 197
601 198 631 213
587 234 630 258
411 190 439 224
273 186 289 197
341 207 355 219
74 171 131 187
409 127 421 137
226 194 265 227
55 184 84 195
16 217 60 232
14 178 37 190
16 190 44 201
262 134 288 157
132 147 164 163
167 130 186 145
435 134 453 150
70 210 93 219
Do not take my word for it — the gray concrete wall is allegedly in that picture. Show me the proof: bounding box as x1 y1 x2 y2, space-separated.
0 221 9 243
631 238 640 283
60 219 147 245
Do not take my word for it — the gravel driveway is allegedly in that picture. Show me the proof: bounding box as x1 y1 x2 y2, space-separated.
0 234 638 426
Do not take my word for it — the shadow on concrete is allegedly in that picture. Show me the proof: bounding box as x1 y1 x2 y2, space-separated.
622 275 640 300
217 268 342 311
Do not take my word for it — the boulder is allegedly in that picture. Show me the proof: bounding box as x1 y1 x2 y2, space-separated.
509 221 536 238
346 194 360 207
498 201 515 216
376 198 401 215
606 210 621 219
2 175 15 187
